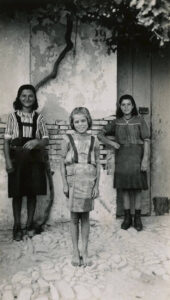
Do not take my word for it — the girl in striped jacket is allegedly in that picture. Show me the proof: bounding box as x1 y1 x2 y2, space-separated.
4 84 49 241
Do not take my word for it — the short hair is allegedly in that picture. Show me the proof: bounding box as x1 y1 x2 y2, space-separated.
69 107 92 130
13 84 38 110
116 94 138 118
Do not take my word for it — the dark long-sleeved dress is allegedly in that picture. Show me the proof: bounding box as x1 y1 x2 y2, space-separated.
101 115 150 190
4 110 49 198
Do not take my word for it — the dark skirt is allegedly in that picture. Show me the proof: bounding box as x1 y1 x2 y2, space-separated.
8 147 47 198
114 144 148 190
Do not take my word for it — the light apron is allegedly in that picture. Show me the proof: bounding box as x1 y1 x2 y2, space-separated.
66 134 97 212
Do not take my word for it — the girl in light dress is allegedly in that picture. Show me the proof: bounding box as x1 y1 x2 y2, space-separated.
60 107 100 266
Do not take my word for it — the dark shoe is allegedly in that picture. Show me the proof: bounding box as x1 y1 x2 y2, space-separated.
13 225 23 241
121 209 132 230
34 225 44 235
26 224 35 238
134 210 143 231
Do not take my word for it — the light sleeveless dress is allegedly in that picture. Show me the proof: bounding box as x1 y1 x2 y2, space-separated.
63 133 98 212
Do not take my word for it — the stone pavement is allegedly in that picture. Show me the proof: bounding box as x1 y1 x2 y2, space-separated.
0 216 170 300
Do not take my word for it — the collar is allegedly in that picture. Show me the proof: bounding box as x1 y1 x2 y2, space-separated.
17 110 35 117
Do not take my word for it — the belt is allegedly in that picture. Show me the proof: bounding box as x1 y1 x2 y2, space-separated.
120 143 143 147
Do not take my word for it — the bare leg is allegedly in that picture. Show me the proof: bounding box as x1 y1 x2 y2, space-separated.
133 190 143 231
12 197 22 228
12 197 23 241
27 196 37 227
133 190 142 210
81 212 92 266
70 212 81 266
122 190 131 209
121 190 132 230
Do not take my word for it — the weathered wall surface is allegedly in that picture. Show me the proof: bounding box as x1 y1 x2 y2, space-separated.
0 12 30 227
151 46 170 200
0 13 30 117
30 17 117 120
0 10 117 227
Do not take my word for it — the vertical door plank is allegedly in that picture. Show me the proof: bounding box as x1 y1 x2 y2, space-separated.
117 43 133 216
151 45 170 202
132 45 151 215
117 43 133 97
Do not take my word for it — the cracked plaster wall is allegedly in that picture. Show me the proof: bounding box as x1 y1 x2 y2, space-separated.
0 13 30 227
0 12 117 227
0 11 170 228
31 18 117 121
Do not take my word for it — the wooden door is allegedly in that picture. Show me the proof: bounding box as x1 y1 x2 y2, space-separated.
117 42 151 216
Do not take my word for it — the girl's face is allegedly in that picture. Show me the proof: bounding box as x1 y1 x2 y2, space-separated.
19 89 35 110
120 99 134 116
73 113 88 134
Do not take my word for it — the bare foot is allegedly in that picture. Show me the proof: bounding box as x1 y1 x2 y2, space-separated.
82 251 92 267
71 251 81 267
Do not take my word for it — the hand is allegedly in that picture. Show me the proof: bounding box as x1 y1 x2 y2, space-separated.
6 159 14 173
23 139 39 150
141 158 148 172
92 184 99 199
63 182 69 198
111 141 120 149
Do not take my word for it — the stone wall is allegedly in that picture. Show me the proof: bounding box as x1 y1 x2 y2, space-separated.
0 115 115 170
46 116 114 169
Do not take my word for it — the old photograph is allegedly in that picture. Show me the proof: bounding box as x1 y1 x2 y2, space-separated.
0 0 170 299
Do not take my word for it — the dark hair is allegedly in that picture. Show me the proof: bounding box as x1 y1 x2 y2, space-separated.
116 94 138 118
13 84 38 110
69 107 92 130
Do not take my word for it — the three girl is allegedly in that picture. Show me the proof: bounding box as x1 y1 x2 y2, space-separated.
98 94 150 231
4 89 149 266
60 107 100 266
4 84 49 241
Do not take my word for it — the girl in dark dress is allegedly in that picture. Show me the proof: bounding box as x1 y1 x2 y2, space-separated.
4 84 49 241
98 95 150 231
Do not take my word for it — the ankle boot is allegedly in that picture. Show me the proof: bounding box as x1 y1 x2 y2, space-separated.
134 210 143 231
13 224 23 241
121 209 132 230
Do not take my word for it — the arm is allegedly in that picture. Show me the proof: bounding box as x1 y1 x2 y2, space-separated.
97 120 120 149
92 138 101 199
23 137 49 150
60 136 69 197
140 117 150 171
141 140 150 171
23 114 49 150
4 113 14 172
92 161 100 199
4 139 14 173
98 132 120 149
60 157 69 197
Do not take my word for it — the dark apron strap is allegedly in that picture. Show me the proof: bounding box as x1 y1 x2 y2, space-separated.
87 136 95 164
67 134 78 163
15 111 23 138
32 112 38 139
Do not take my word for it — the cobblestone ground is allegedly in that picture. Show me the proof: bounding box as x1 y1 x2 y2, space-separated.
0 216 170 300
